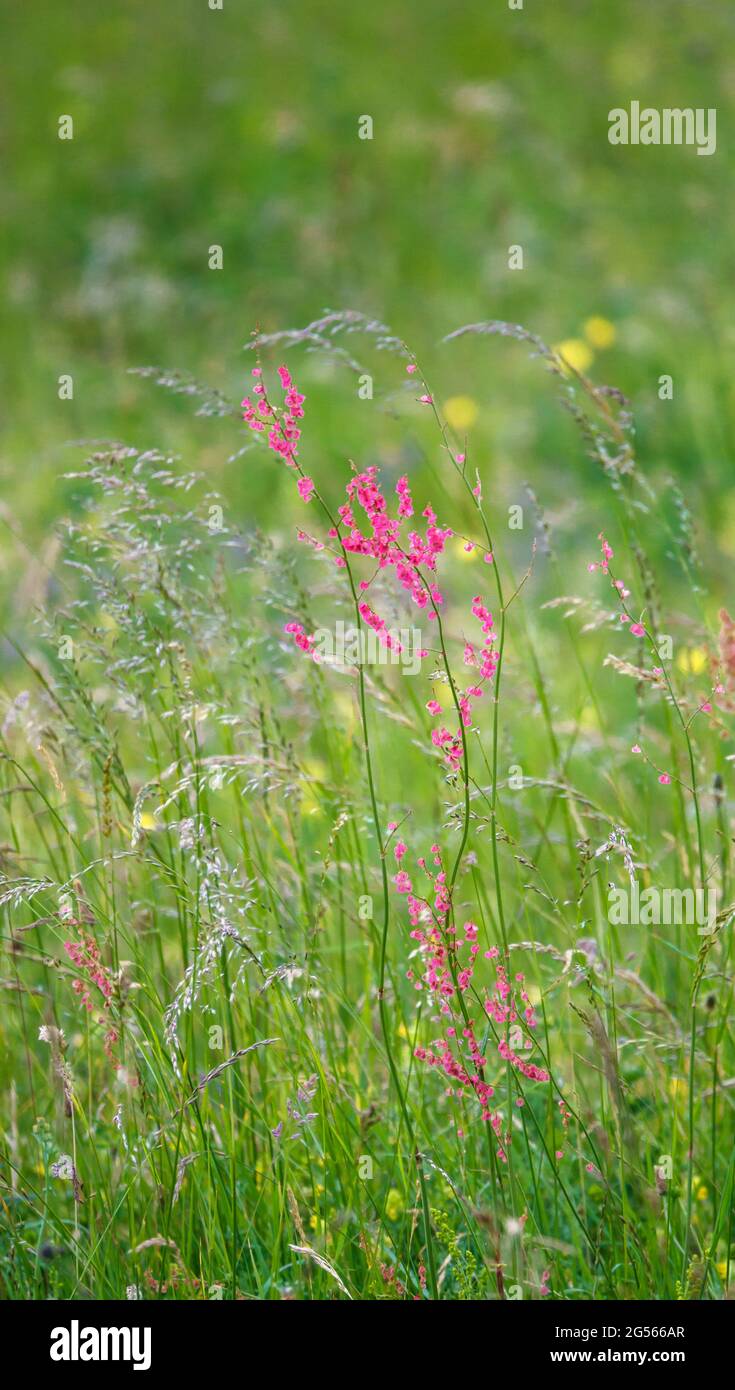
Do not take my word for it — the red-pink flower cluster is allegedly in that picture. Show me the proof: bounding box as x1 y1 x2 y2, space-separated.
587 531 614 575
358 600 404 653
486 961 549 1083
328 468 452 620
589 532 649 644
396 474 413 518
63 932 122 1067
64 932 113 1012
392 845 549 1157
241 364 305 468
295 455 448 662
243 367 453 664
284 621 317 659
426 594 499 769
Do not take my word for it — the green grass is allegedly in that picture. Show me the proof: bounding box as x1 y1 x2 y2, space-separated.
1 316 733 1299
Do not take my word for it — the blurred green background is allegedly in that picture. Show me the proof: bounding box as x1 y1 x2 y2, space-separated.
2 0 734 638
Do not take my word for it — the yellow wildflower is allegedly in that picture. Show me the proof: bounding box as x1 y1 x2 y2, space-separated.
583 316 617 350
443 396 479 432
554 339 593 374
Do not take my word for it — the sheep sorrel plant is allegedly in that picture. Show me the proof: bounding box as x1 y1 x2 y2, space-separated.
0 311 733 1305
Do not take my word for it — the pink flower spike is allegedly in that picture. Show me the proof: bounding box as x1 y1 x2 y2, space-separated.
598 534 614 570
297 476 315 502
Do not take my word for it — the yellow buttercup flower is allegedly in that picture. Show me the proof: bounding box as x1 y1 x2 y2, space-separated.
554 339 594 374
443 396 479 432
677 646 708 675
385 1188 404 1221
583 316 617 350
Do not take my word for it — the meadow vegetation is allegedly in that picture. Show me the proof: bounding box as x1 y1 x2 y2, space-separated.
1 313 733 1300
1 0 733 1303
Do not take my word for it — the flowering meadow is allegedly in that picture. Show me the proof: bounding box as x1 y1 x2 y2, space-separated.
0 310 732 1302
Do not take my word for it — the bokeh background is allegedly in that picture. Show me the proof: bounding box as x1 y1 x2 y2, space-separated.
2 0 734 639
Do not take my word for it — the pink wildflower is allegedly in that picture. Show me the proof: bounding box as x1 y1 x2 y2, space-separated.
396 475 414 518
598 533 614 573
64 934 114 1013
242 364 305 469
284 622 317 660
